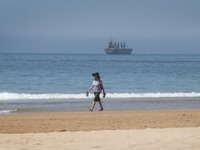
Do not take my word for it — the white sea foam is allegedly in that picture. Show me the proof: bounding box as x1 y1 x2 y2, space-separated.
0 109 17 114
0 92 200 101
0 92 87 101
109 92 200 98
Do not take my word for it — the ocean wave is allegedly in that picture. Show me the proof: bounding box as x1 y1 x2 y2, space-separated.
0 109 17 114
0 92 200 101
0 92 87 101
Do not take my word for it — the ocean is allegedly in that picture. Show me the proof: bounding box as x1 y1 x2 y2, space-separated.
0 53 200 113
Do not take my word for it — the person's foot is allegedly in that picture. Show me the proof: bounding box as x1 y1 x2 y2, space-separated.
89 109 93 111
99 108 104 111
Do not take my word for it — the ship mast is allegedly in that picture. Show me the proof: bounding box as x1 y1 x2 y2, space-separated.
120 42 126 50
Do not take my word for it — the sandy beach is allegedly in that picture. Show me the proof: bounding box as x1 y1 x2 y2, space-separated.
0 109 200 149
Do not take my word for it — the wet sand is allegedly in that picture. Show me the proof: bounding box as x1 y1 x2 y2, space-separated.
0 109 200 133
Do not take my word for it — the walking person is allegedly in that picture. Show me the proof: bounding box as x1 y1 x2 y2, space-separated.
86 72 106 111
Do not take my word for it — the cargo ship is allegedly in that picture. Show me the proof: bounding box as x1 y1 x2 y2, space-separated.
105 41 132 55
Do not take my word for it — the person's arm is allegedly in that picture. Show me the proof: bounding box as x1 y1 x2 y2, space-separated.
86 85 94 96
101 81 106 97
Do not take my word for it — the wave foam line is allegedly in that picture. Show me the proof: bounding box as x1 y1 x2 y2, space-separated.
0 92 200 101
0 92 87 101
110 92 200 98
0 109 17 114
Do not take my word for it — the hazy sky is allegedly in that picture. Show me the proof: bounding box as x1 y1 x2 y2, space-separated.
0 0 200 54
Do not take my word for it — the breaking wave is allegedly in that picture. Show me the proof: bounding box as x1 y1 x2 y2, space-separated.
0 109 18 114
0 92 200 101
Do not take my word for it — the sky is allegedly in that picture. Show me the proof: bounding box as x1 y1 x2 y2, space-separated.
0 0 200 54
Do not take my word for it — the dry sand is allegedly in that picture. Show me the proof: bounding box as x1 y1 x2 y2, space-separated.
0 109 200 149
1 128 200 150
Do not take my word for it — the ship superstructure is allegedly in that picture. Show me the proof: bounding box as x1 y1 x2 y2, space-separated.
105 41 132 55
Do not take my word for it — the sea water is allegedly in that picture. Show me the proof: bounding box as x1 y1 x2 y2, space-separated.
0 53 200 113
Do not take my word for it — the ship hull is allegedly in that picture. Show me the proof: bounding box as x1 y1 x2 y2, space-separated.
105 48 132 55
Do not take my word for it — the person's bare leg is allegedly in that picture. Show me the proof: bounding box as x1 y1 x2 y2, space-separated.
90 101 96 111
99 101 104 111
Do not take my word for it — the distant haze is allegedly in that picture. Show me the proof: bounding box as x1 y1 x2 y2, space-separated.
0 0 200 54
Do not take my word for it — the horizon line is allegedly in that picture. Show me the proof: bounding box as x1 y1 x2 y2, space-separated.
0 52 200 55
